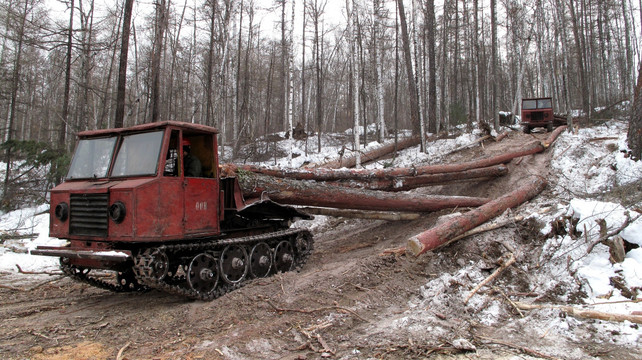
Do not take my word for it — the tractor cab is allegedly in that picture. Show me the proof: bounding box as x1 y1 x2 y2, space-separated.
49 121 223 245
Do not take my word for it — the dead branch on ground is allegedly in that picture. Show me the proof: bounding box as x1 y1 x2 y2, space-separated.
476 335 561 360
514 301 642 325
464 253 516 304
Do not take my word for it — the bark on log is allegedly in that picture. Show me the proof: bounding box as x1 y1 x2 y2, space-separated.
311 136 421 169
299 207 421 221
407 176 547 256
543 125 567 147
326 165 508 191
495 131 509 142
226 142 542 181
238 173 490 212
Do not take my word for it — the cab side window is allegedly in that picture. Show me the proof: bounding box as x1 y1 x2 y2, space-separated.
164 130 180 176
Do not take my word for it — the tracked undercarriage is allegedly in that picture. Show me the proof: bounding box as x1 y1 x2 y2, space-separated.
60 229 313 300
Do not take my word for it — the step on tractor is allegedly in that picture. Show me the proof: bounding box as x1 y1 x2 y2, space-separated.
32 121 314 300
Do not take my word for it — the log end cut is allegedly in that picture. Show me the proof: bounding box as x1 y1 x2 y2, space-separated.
407 235 425 256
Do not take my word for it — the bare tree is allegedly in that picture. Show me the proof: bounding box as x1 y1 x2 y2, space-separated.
114 0 134 128
150 0 168 123
395 0 421 139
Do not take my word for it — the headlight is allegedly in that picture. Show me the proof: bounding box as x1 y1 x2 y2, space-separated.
109 201 126 223
54 203 69 221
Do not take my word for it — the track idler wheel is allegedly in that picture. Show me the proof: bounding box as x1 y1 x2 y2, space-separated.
249 242 272 278
274 240 294 273
220 245 248 284
187 253 219 294
136 249 169 281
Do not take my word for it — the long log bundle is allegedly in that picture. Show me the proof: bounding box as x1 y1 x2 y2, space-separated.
236 172 491 212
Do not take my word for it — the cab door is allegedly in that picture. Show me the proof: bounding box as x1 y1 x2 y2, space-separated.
182 133 220 236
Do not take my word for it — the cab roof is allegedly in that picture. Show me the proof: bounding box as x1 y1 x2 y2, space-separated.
77 121 219 138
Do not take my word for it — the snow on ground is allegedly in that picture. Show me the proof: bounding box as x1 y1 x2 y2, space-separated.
1 121 641 353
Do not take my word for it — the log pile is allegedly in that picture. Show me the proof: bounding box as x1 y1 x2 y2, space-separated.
222 126 567 255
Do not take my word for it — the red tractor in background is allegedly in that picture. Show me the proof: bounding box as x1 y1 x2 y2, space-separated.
32 121 313 300
521 97 566 133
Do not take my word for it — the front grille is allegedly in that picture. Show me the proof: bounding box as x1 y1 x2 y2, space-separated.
70 193 109 237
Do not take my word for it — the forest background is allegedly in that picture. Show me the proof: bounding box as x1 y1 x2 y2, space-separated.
0 0 640 211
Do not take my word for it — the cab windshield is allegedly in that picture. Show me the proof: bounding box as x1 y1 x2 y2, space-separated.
67 137 117 179
111 131 164 177
66 130 165 179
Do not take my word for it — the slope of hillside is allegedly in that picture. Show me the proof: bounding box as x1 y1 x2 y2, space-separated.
0 121 640 359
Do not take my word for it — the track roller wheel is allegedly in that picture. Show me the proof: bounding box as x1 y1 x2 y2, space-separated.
274 240 294 273
187 253 219 294
117 269 145 291
220 245 249 284
249 242 272 278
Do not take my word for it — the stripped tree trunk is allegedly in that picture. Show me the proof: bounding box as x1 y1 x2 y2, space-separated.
227 130 566 181
314 136 420 168
407 176 547 255
236 173 490 212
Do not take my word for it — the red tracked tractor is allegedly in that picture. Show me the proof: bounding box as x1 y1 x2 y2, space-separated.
521 97 566 133
32 121 313 300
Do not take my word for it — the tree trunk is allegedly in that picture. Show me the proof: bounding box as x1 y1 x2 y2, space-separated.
2 0 29 209
61 0 74 146
315 136 420 168
324 165 508 191
396 0 421 137
150 0 167 123
407 176 547 256
236 173 490 213
231 128 567 181
114 0 134 128
628 61 642 160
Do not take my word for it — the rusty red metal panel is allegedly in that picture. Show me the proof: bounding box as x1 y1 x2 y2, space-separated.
108 190 134 239
184 178 220 236
49 192 70 238
133 179 185 241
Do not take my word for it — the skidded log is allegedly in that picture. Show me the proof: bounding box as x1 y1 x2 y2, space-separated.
228 142 542 182
312 136 421 169
325 165 509 191
407 176 547 256
300 207 421 221
237 172 490 212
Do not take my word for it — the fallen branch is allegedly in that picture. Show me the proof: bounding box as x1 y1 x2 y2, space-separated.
514 301 642 325
116 342 131 360
440 215 524 249
16 264 63 276
407 176 547 256
586 212 638 255
476 335 560 360
0 276 66 292
464 253 516 304
299 207 421 221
